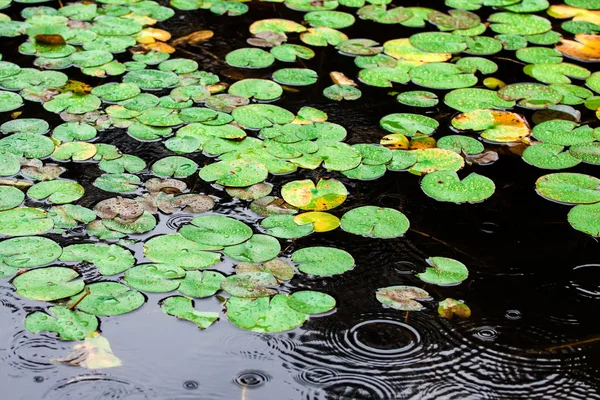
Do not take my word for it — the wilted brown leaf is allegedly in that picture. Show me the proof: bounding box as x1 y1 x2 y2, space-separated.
170 30 214 46
465 150 499 166
34 34 66 45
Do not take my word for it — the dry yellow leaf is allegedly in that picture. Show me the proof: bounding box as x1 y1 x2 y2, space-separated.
557 34 600 61
170 30 214 46
548 5 600 25
330 71 357 86
142 42 176 54
136 28 171 44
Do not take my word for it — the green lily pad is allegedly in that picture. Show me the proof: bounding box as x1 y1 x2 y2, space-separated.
397 91 438 107
0 133 55 158
180 215 252 247
380 113 438 137
387 150 417 171
91 82 141 102
123 69 179 90
570 143 600 165
0 236 61 268
144 234 221 269
229 79 283 101
0 207 53 236
261 214 314 239
376 285 431 311
300 27 348 46
359 66 409 87
0 90 23 112
223 234 281 263
152 156 198 178
523 143 581 170
292 246 354 276
272 68 318 86
305 11 355 28
437 135 484 155
232 104 295 129
73 282 144 316
178 270 225 298
1 118 49 135
226 48 275 68
25 306 98 341
94 173 141 193
27 180 84 204
417 257 469 285
488 12 551 35
221 271 278 298
48 204 96 229
199 159 268 187
421 171 495 203
410 63 477 90
444 88 515 112
226 294 307 332
568 203 600 237
99 154 146 174
52 122 97 143
532 120 597 146
270 44 315 62
161 296 219 329
535 173 600 204
340 206 409 238
287 291 335 314
13 267 83 301
0 184 24 212
410 32 467 53
323 84 362 101
498 83 562 109
124 263 186 293
60 243 134 276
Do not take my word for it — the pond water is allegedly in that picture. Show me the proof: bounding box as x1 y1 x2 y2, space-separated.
0 0 599 399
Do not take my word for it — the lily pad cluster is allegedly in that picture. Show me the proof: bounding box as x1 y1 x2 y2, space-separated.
0 0 597 349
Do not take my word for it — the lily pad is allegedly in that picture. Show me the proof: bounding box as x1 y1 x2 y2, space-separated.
124 264 185 293
421 171 495 203
535 173 600 204
25 306 98 341
417 257 469 285
0 207 54 236
568 203 600 237
60 243 134 276
0 236 61 268
380 113 438 137
73 282 144 316
13 267 84 301
144 234 221 269
161 296 219 329
223 234 281 263
221 271 278 298
180 215 253 247
281 179 347 211
292 246 354 276
226 294 307 332
376 285 431 311
178 270 225 298
340 206 409 238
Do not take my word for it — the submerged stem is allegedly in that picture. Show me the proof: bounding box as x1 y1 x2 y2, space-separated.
68 287 90 310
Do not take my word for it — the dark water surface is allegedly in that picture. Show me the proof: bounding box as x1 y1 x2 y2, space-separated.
1 1 600 399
